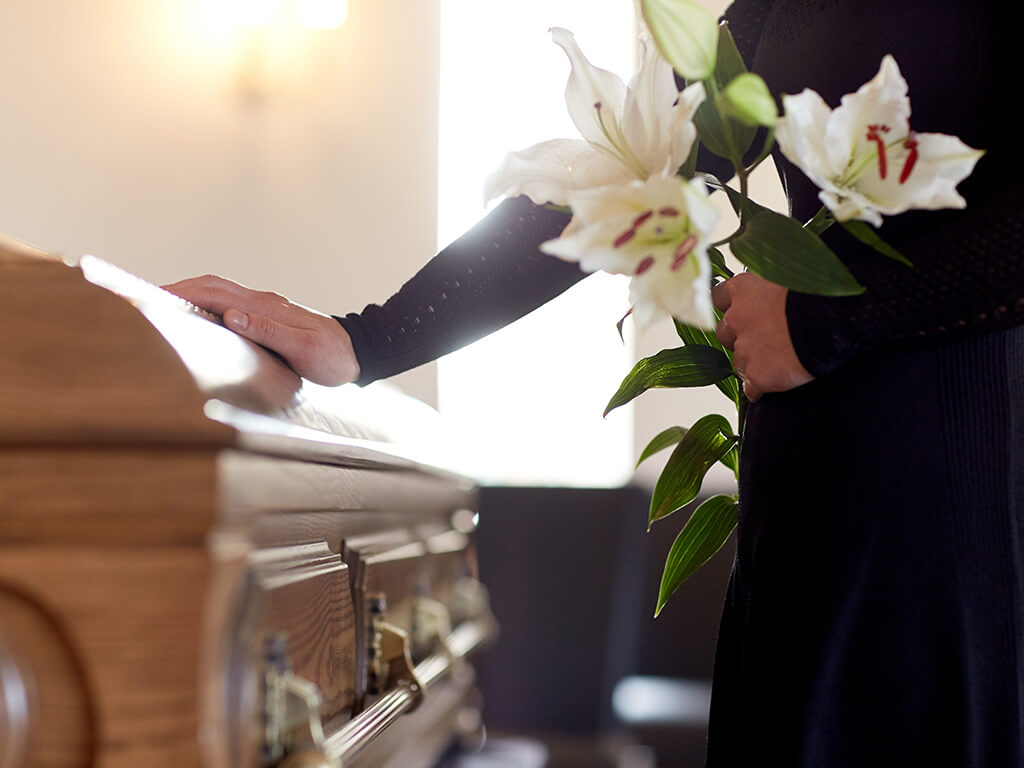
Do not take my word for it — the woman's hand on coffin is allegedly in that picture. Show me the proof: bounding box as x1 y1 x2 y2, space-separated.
162 274 361 386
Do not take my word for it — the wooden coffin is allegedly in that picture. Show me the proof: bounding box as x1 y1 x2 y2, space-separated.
0 234 494 768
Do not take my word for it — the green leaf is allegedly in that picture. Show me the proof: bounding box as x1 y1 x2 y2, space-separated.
708 245 734 280
655 494 738 616
641 0 718 81
674 316 740 404
637 426 688 468
730 210 865 296
692 24 757 161
841 220 914 267
674 318 724 351
649 414 737 527
678 135 700 180
605 346 734 416
615 308 633 343
719 442 739 475
700 174 770 222
719 72 777 127
715 21 750 81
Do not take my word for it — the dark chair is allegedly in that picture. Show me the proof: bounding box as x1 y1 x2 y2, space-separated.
473 486 734 767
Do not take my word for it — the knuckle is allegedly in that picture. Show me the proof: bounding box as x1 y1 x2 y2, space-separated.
722 307 740 331
252 314 276 341
198 274 226 290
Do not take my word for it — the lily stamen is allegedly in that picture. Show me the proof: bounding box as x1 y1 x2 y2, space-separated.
671 234 697 271
866 124 891 180
614 228 636 248
635 255 655 275
593 101 650 179
900 134 919 184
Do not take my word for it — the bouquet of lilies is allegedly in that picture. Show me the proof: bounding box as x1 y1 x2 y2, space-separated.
485 0 982 615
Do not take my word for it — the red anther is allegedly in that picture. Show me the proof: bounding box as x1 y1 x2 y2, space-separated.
633 210 654 228
613 229 636 248
635 255 655 275
658 207 680 217
671 235 697 271
900 135 919 184
867 124 889 180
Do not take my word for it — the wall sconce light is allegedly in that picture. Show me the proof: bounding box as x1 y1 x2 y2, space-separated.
229 0 350 102
233 0 348 31
295 0 349 30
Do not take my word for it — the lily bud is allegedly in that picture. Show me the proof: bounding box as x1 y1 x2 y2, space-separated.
641 0 718 82
719 72 777 127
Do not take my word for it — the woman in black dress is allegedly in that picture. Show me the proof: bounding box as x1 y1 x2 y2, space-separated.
168 1 1024 763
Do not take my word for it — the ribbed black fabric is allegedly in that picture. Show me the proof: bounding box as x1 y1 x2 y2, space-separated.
761 0 1024 379
708 1 1024 765
334 3 1024 762
709 329 1024 766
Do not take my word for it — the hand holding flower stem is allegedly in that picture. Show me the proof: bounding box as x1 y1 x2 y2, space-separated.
489 0 983 616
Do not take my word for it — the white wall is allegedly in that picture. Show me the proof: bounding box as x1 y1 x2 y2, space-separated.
0 0 784 490
0 0 441 403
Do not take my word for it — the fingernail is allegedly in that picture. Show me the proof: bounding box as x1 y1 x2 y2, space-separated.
226 310 249 330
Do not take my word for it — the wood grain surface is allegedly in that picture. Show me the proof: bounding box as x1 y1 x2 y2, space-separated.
0 548 210 768
0 258 232 447
0 449 217 547
0 242 483 768
250 542 357 717
0 588 94 768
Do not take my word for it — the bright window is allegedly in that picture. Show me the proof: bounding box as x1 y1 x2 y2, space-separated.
437 1 637 486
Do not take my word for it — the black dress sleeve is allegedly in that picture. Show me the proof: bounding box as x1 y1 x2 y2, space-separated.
337 1 768 386
787 182 1024 378
336 196 580 385
775 0 1024 378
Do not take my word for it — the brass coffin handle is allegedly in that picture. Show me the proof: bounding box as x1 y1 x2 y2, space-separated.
277 615 497 768
272 618 495 768
323 616 496 764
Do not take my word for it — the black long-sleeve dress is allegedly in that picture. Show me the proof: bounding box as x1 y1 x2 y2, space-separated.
338 1 1024 763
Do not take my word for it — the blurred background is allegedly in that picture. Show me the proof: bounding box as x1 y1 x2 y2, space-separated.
0 1 783 765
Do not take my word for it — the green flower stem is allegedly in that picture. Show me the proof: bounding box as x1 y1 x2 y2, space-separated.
703 77 745 177
804 206 836 235
744 127 776 175
710 231 737 249
736 166 749 213
702 74 753 252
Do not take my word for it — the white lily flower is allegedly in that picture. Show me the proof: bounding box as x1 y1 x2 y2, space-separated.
775 55 984 227
540 173 719 330
484 27 706 207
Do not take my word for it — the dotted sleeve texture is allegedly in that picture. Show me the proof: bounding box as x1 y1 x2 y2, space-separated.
788 184 1024 378
338 0 1024 386
336 196 581 385
742 0 1024 378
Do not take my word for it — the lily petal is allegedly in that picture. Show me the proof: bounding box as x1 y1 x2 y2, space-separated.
542 173 718 330
483 138 630 206
630 246 714 329
622 37 678 167
777 55 982 227
551 27 629 155
776 89 836 187
855 131 983 215
825 55 910 177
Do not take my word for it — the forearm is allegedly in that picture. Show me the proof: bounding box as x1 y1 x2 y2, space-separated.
787 182 1024 377
337 196 582 385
